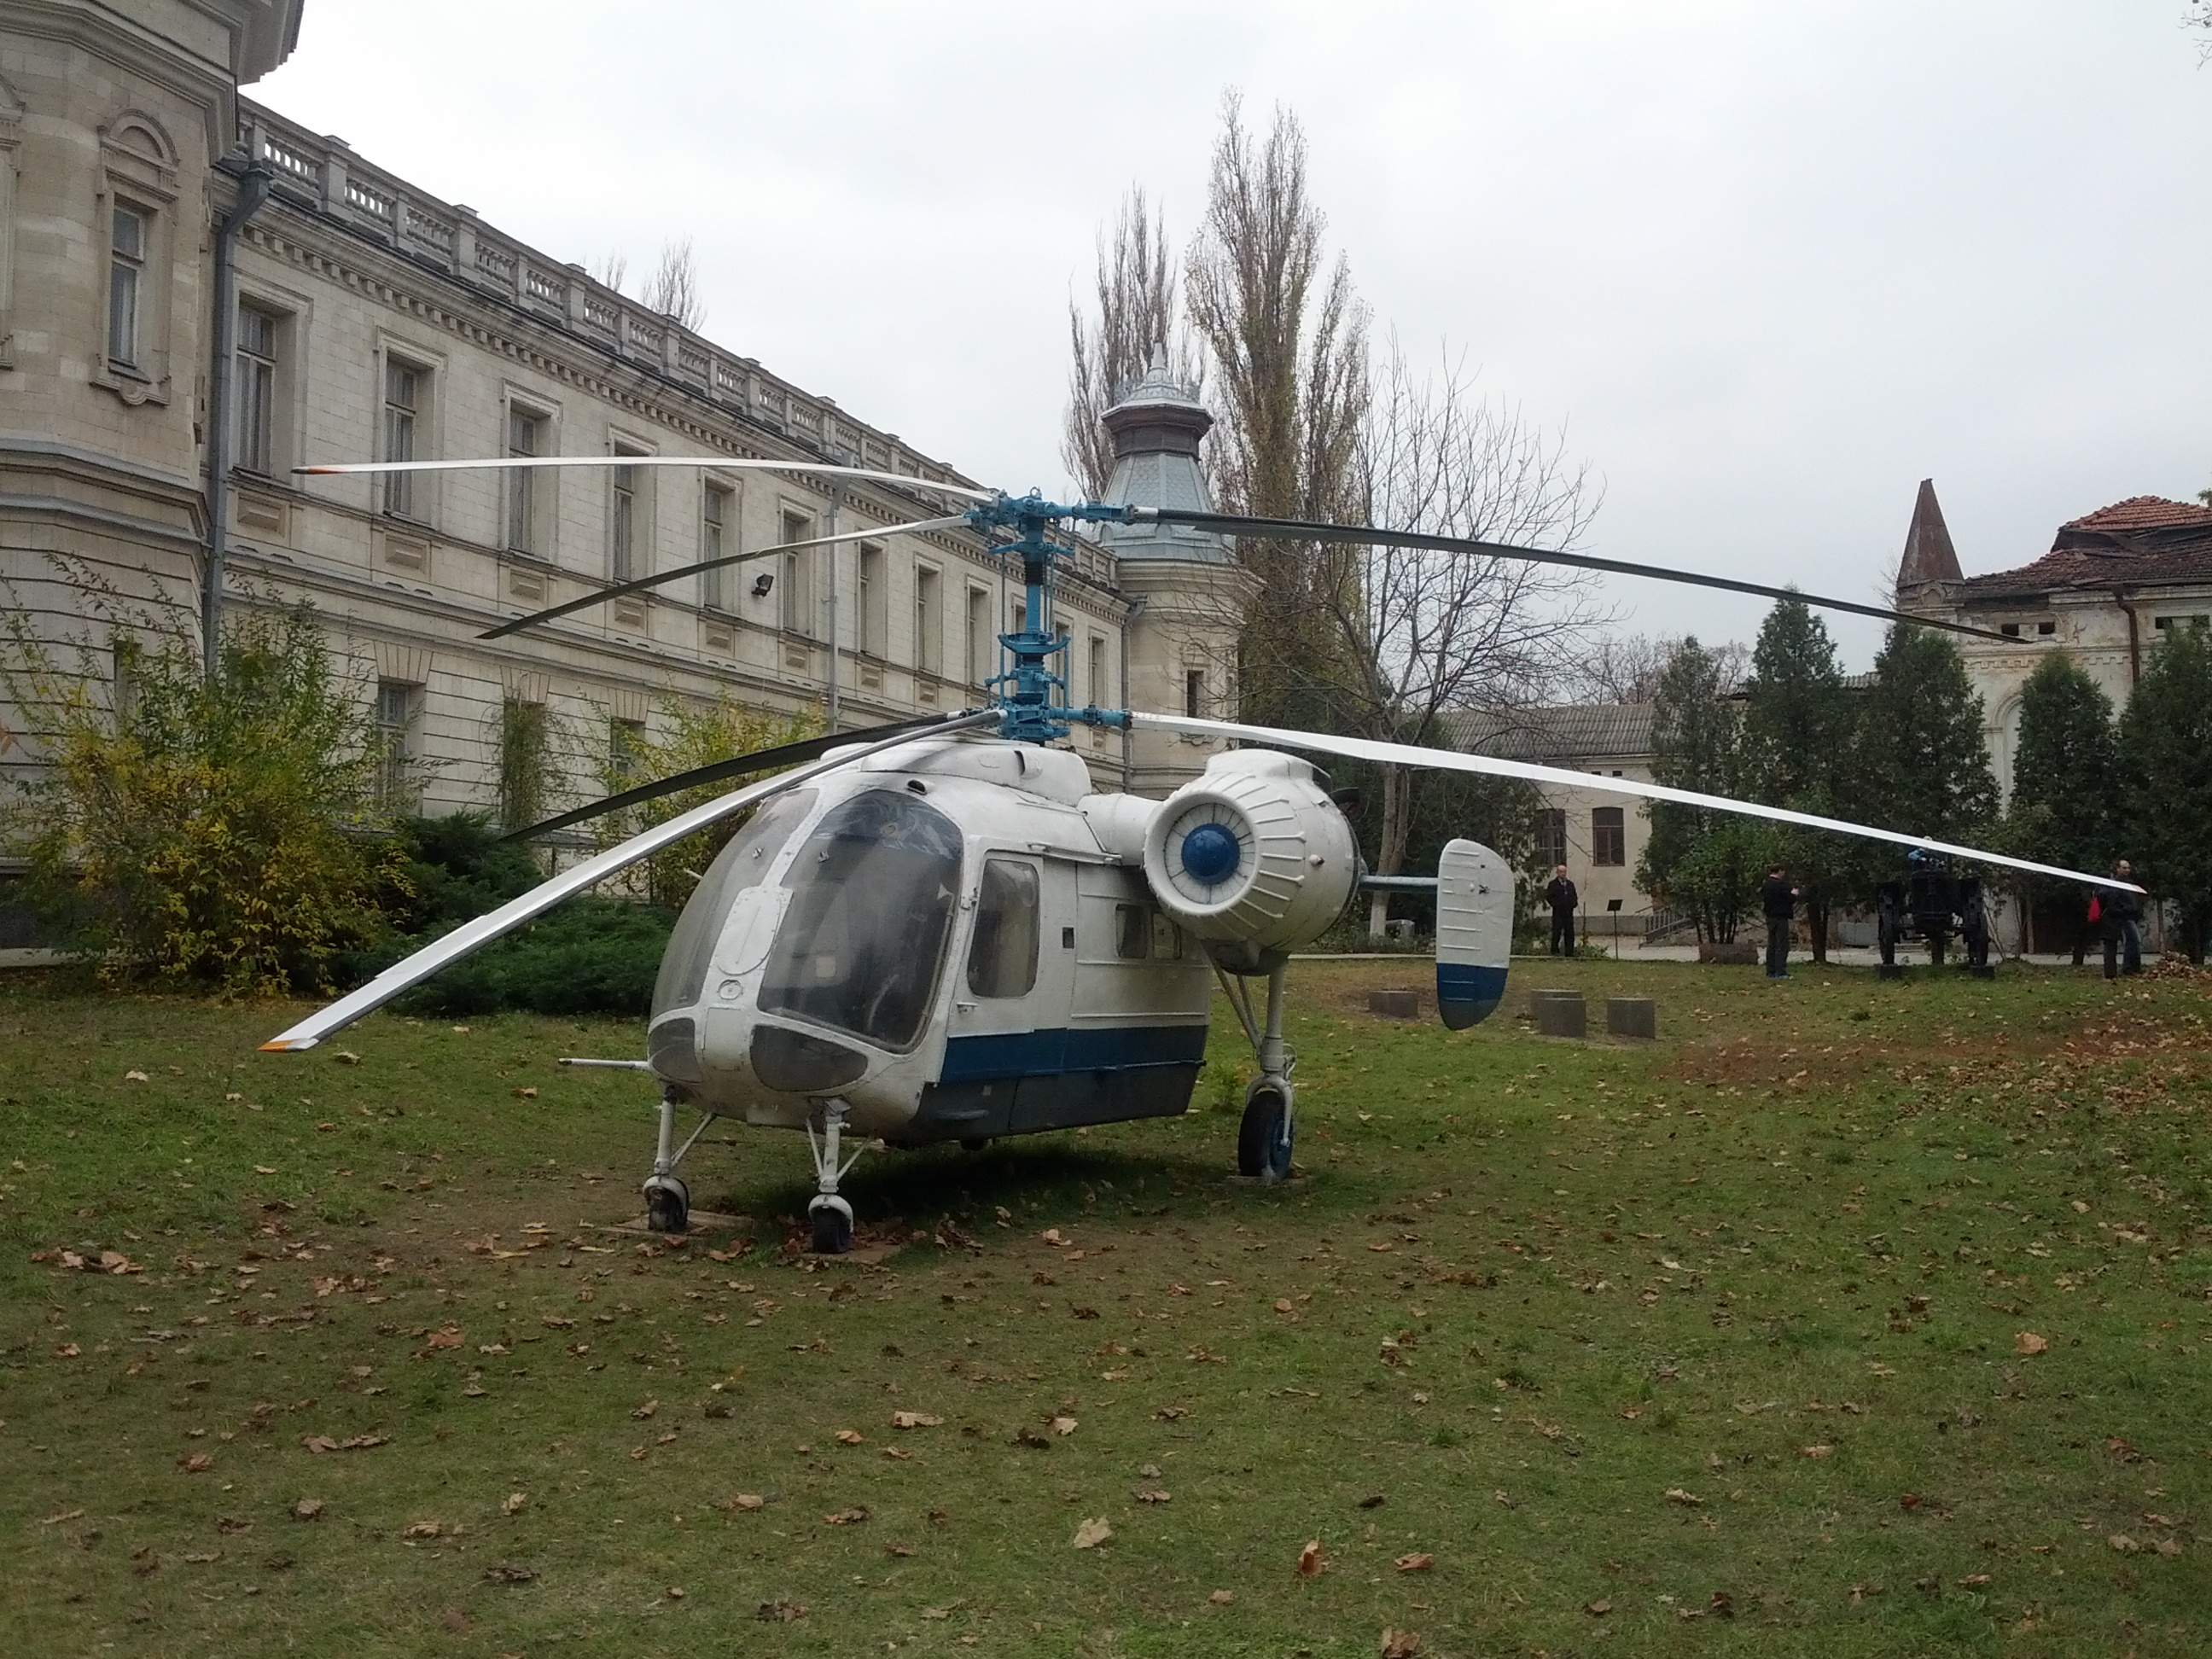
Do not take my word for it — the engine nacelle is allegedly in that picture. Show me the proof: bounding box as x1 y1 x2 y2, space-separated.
1142 749 1358 964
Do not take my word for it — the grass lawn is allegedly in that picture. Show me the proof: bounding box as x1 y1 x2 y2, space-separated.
1 956 2207 1657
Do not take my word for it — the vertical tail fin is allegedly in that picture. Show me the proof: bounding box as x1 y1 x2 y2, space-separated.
1436 839 1513 1030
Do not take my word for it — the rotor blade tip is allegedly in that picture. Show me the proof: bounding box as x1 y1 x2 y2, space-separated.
259 1036 315 1052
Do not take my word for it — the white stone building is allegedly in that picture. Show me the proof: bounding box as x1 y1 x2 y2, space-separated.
0 0 1247 939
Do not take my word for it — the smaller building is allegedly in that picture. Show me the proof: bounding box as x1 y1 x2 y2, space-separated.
1447 703 1660 940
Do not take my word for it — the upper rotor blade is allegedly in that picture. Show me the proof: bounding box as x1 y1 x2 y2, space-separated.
1132 713 2144 894
1132 509 2012 645
259 709 998 1052
508 713 966 841
296 455 996 503
478 514 972 641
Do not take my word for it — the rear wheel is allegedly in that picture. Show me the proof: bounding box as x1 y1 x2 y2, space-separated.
1237 1083 1294 1184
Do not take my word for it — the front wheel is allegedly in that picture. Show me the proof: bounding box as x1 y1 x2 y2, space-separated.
1237 1083 1294 1183
807 1196 854 1255
643 1176 689 1234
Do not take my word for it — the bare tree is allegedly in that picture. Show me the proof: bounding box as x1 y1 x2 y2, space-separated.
1571 631 1751 705
1063 189 1198 500
1185 94 1370 726
1329 345 1606 930
589 250 628 294
643 237 706 331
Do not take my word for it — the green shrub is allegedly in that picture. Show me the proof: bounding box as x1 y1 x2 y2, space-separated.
2 581 395 997
388 898 673 1016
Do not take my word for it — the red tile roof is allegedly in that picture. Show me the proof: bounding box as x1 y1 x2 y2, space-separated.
1959 495 2212 602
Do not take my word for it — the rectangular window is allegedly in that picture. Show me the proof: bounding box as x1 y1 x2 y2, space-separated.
857 543 884 656
1592 805 1625 867
966 858 1039 998
966 585 992 686
1185 668 1205 719
381 361 421 517
609 717 646 787
236 306 278 474
506 407 543 554
609 454 641 582
2153 614 2210 632
1089 635 1107 706
780 511 812 635
108 204 145 367
1539 807 1568 869
375 681 419 812
914 566 941 674
1114 903 1150 961
700 485 731 609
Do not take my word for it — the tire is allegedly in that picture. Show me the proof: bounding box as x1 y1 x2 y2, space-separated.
1237 1084 1293 1183
644 1177 689 1234
959 1138 992 1154
809 1203 854 1255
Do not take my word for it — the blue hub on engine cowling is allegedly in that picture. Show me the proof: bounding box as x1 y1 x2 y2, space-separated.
1180 822 1241 886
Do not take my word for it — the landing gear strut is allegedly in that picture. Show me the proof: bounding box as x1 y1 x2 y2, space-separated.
1218 956 1295 1184
643 1086 717 1233
806 1097 864 1254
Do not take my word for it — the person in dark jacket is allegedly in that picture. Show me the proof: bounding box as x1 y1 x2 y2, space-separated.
1545 865 1578 956
1761 864 1799 979
2102 860 2144 979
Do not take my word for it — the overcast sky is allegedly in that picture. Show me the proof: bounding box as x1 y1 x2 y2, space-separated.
253 2 2212 667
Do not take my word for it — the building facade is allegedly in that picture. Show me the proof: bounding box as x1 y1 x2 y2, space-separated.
0 0 1245 932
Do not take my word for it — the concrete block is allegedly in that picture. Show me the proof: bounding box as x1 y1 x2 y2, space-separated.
1367 987 1420 1020
1605 996 1657 1039
1532 992 1586 1039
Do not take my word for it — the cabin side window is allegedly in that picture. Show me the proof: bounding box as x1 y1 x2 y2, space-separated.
967 858 1040 998
1114 903 1149 960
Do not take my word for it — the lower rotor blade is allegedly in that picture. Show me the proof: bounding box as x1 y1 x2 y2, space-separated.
1132 713 2142 894
479 514 973 641
508 713 967 841
296 455 995 503
259 709 998 1052
1132 509 2012 645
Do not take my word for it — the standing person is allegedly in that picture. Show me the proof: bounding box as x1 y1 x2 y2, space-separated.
1761 863 1800 980
1545 864 1578 957
2102 860 2144 979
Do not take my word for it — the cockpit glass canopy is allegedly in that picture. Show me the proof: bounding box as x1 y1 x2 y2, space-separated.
649 788 818 1020
758 789 963 1051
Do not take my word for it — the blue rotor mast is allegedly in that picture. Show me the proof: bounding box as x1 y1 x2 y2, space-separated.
964 493 1140 744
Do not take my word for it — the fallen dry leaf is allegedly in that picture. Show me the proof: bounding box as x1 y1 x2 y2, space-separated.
1071 1516 1112 1550
1274 1299 1295 1313
1394 1551 1435 1572
1039 1229 1068 1247
754 1599 806 1622
824 1506 870 1526
1664 1487 1703 1507
1380 1628 1423 1658
1296 1539 1326 1577
292 1499 323 1522
890 1411 943 1429
1586 1598 1612 1616
1959 1573 1991 1587
1136 1487 1171 1504
1900 1493 1923 1511
1210 1589 1234 1604
835 1429 864 1445
631 1400 658 1420
178 1452 213 1474
125 1069 148 1082
731 1493 766 1511
424 1325 463 1350
2015 1331 2050 1356
501 1493 527 1516
53 1342 80 1358
484 1563 534 1584
403 1521 442 1539
1802 1444 1834 1459
1051 1416 1079 1436
2110 1534 2139 1554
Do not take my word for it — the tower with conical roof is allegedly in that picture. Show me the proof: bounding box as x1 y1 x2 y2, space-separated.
1895 477 1964 601
1095 348 1260 794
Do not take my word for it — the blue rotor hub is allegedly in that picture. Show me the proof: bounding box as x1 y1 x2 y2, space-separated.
1180 822 1242 887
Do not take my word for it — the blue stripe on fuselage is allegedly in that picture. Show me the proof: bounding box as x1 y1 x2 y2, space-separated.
939 1022 1208 1084
1436 961 1508 1029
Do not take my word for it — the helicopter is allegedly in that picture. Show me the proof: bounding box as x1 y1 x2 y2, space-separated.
261 458 2141 1252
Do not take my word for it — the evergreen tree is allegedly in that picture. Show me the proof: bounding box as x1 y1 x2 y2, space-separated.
1637 637 1756 943
1739 597 1853 961
2119 622 2212 963
2004 654 2118 962
1848 624 1998 899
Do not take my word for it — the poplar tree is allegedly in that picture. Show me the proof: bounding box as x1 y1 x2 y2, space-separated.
2005 654 2117 961
1739 597 1852 960
2119 622 2212 962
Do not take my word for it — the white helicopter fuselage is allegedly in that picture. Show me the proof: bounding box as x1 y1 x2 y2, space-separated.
644 736 1220 1144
